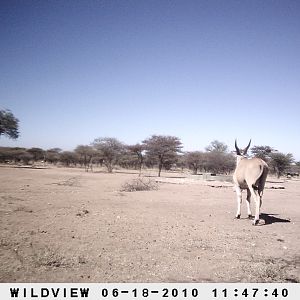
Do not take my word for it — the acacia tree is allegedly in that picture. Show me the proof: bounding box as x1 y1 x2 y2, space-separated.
185 151 206 175
27 147 45 162
75 145 96 171
251 145 293 177
45 148 62 164
127 144 145 176
251 145 275 162
0 147 26 163
269 152 294 178
0 109 19 139
204 151 235 174
19 152 34 165
143 135 182 177
204 140 234 174
92 137 124 173
205 140 228 153
59 151 79 167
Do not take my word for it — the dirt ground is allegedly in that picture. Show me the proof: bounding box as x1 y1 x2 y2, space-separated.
0 165 299 283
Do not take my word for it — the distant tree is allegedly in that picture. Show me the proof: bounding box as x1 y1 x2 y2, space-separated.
92 137 125 173
225 153 236 173
204 151 235 174
205 140 228 153
91 155 104 168
27 147 45 161
294 161 300 175
251 145 275 162
176 154 186 171
0 147 12 162
19 152 34 165
127 144 145 176
75 145 96 171
0 147 26 163
269 152 294 178
48 148 62 153
0 109 19 139
118 150 135 169
142 135 182 177
59 151 79 167
162 152 179 171
202 140 235 174
143 153 157 169
45 148 62 164
185 151 206 175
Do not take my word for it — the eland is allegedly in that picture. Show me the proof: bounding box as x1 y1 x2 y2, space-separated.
233 140 269 225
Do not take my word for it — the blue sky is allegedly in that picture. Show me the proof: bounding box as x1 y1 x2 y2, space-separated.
1 0 299 159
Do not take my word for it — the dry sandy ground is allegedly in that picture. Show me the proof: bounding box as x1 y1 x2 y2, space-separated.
0 166 299 283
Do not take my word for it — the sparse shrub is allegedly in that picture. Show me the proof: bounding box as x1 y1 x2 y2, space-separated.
121 178 158 192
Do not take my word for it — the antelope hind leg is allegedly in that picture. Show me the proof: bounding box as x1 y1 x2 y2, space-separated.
235 186 242 219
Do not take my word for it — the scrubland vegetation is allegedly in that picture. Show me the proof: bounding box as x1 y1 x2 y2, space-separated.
0 137 298 178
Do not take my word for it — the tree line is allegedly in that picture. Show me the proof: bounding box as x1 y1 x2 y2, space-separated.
0 137 298 178
0 109 298 177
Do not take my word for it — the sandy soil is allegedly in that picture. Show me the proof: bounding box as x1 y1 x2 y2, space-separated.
0 166 299 283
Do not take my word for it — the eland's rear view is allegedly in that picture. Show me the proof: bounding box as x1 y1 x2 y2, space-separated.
233 140 269 225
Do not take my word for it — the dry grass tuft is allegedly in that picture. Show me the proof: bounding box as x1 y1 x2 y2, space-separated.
245 257 300 283
121 178 158 192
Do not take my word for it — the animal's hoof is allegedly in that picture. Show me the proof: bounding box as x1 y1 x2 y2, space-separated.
235 215 241 219
252 219 259 226
248 215 253 219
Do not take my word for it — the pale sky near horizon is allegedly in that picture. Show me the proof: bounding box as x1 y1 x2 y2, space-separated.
1 1 299 159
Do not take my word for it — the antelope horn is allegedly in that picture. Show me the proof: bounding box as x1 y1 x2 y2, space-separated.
244 139 251 154
235 139 241 155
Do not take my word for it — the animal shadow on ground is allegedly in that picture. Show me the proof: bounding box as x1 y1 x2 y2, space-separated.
260 213 291 225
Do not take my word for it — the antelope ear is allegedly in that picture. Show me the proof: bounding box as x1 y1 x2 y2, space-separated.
235 139 241 155
243 139 251 154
